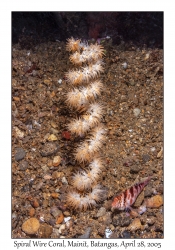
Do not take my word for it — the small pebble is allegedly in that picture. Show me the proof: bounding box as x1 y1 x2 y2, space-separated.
113 215 131 227
19 161 28 171
157 147 163 158
127 218 142 231
14 126 24 138
130 164 143 174
12 212 17 219
22 218 40 234
42 165 49 172
51 193 59 199
29 208 35 217
145 195 163 208
15 148 26 161
13 96 20 102
97 207 106 217
129 210 139 218
52 228 60 237
58 224 66 234
31 198 40 208
138 205 147 215
50 207 62 218
144 187 153 197
64 217 71 223
63 211 70 216
122 62 128 69
52 171 64 179
56 212 64 224
40 142 59 157
133 108 141 117
146 216 156 225
53 155 61 166
35 181 44 190
105 228 113 238
144 53 150 60
62 177 68 185
78 227 91 239
142 154 151 162
48 134 58 141
38 223 53 238
121 230 131 238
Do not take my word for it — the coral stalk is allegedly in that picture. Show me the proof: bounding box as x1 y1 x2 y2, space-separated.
65 38 107 211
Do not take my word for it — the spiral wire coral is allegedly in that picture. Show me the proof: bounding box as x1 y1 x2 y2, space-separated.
65 38 107 211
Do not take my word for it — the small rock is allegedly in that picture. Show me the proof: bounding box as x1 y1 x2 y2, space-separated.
142 154 151 162
145 195 163 208
64 216 71 223
40 142 59 157
49 218 56 226
97 225 106 237
122 62 128 69
144 186 152 197
51 121 57 128
50 91 55 98
157 147 163 158
123 157 134 167
121 230 131 238
56 212 64 224
52 228 60 237
65 218 73 230
35 181 44 190
137 205 147 215
42 165 49 172
31 198 40 208
29 208 35 217
144 53 150 60
97 207 106 217
130 164 143 174
50 128 59 135
22 218 40 234
58 224 66 234
127 218 142 231
105 228 113 238
48 134 58 141
44 79 52 86
15 148 26 161
53 155 61 166
146 216 156 225
44 174 52 180
113 215 131 227
62 177 68 185
19 160 28 171
50 207 62 218
13 96 20 102
38 223 53 238
129 210 139 218
78 227 91 239
52 171 64 179
102 212 112 225
14 126 24 138
51 193 59 199
133 108 141 117
43 199 49 208
63 211 70 216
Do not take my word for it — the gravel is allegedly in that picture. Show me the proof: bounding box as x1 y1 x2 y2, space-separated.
12 36 163 239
